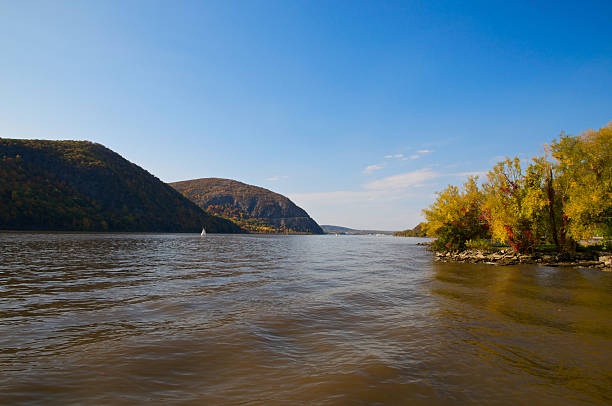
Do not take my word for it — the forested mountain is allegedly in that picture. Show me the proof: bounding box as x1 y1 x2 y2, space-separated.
0 139 242 233
170 178 324 234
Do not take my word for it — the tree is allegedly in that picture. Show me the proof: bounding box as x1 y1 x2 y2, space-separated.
528 155 568 250
423 177 490 251
482 158 550 253
551 123 612 242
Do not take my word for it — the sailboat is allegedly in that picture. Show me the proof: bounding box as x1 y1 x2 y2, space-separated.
200 226 206 236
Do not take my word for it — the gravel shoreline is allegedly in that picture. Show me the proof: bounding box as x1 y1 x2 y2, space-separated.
432 248 612 270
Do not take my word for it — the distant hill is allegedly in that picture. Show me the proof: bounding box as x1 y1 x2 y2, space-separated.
170 178 324 234
0 139 242 233
321 225 396 235
393 222 429 237
321 225 358 233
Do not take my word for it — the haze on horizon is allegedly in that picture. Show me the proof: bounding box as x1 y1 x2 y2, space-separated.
1 1 611 230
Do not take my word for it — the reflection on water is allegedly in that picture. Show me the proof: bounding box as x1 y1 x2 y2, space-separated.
1 233 611 405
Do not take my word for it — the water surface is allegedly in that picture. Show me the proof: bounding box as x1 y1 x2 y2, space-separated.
1 233 611 405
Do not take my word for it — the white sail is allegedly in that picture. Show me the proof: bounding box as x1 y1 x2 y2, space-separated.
201 227 206 236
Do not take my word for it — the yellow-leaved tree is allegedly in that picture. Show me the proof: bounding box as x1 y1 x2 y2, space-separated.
551 123 612 242
423 176 490 251
482 157 557 253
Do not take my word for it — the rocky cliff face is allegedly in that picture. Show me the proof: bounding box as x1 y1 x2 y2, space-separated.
170 178 324 234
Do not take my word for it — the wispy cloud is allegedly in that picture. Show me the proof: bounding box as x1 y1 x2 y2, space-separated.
364 168 438 190
290 167 486 213
290 190 381 203
266 175 288 182
450 171 487 178
362 164 383 174
384 153 404 159
289 163 488 229
290 168 439 205
289 188 434 205
407 149 433 160
490 155 508 163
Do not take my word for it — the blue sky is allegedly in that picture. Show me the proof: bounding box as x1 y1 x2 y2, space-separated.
1 1 611 229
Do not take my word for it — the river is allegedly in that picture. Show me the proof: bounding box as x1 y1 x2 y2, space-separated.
1 233 611 405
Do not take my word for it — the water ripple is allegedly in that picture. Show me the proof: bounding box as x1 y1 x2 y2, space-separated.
1 233 611 405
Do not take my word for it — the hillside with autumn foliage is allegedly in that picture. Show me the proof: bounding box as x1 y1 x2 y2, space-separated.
0 139 242 233
170 178 324 234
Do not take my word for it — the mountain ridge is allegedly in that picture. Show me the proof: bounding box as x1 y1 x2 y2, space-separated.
170 177 324 234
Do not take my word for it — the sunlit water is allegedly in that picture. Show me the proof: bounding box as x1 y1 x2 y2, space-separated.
1 233 611 405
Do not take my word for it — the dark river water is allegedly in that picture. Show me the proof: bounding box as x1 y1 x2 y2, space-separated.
1 233 611 405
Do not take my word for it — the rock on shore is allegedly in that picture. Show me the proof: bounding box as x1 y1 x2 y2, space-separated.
434 249 612 270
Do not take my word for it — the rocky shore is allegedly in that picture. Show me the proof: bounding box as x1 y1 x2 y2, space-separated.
433 249 612 270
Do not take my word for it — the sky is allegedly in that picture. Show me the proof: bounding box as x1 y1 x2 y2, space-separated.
1 1 611 230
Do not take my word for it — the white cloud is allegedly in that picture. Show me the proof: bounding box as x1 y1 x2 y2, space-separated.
364 168 438 190
362 164 383 174
406 150 432 160
394 153 404 158
266 175 288 182
384 155 393 159
289 168 439 205
289 188 433 205
290 190 380 203
287 162 490 230
288 189 434 230
490 155 508 163
450 171 487 178
288 168 443 229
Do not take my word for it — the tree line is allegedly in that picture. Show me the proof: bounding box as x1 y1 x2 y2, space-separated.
423 122 611 253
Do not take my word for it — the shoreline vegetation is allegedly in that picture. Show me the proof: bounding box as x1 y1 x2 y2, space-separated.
393 222 428 237
397 122 612 270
